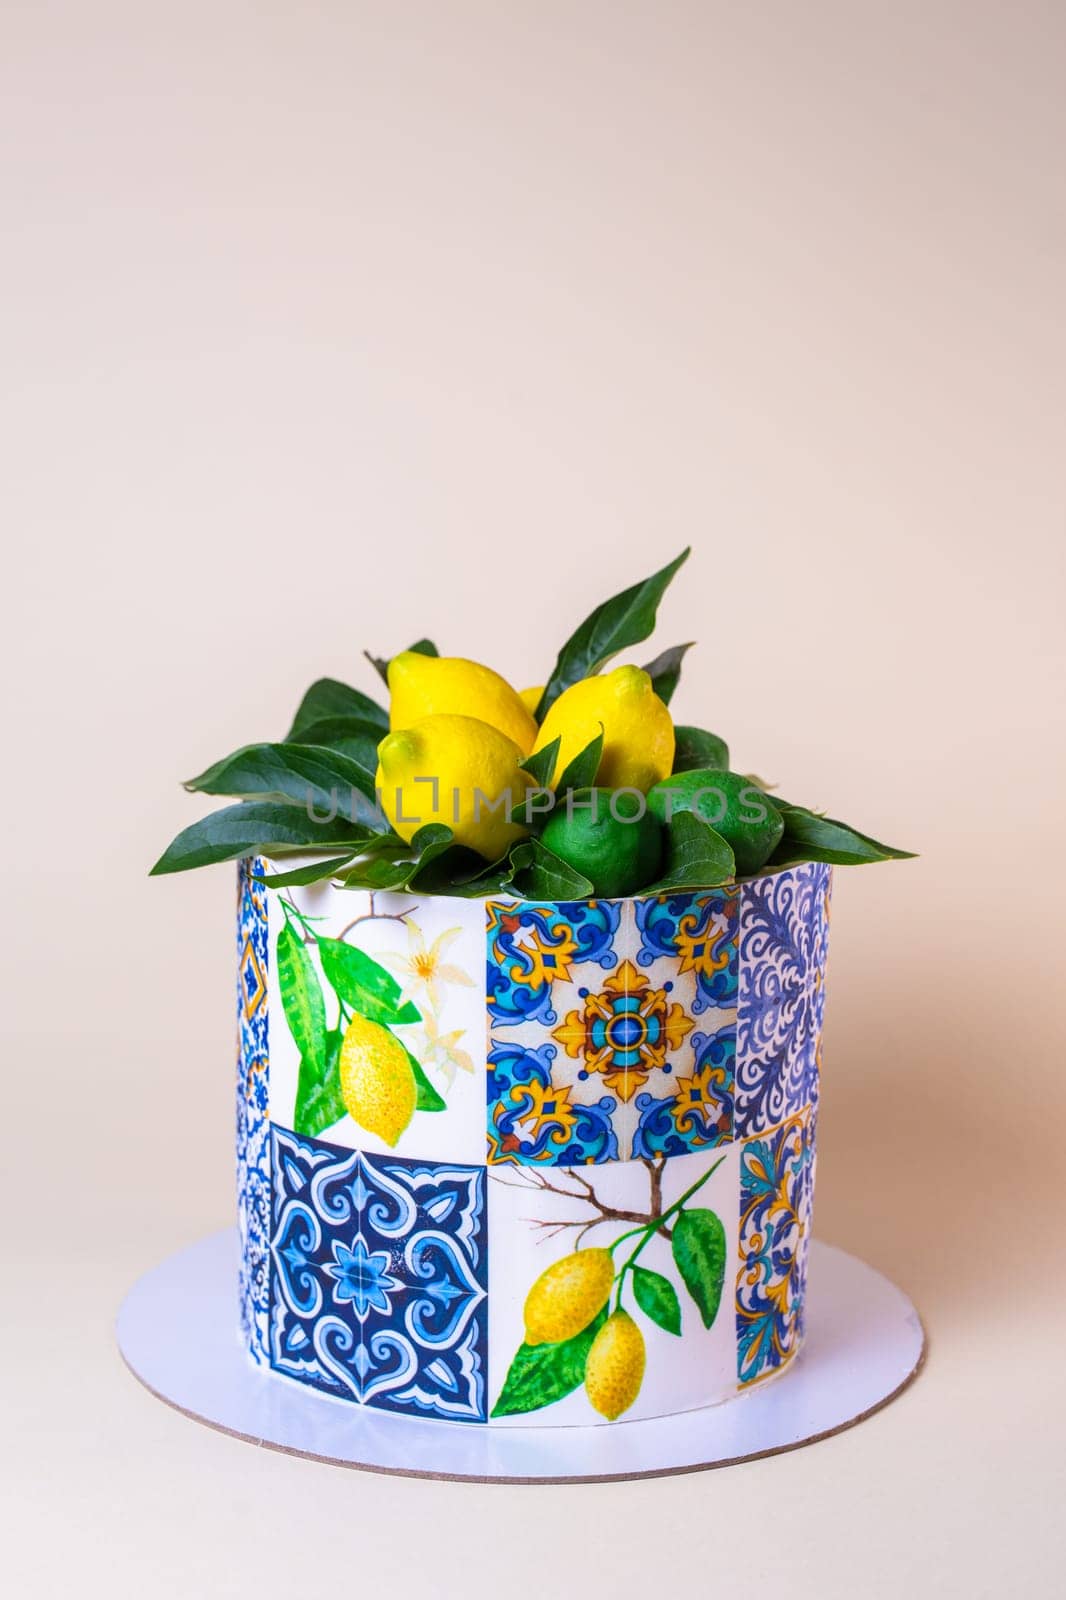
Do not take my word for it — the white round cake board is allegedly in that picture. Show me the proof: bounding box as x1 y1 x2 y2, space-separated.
116 1230 924 1483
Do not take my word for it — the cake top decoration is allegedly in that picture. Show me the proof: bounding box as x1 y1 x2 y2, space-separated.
151 547 911 896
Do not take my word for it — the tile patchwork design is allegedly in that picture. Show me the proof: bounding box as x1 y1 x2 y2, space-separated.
239 861 834 1420
268 1127 489 1422
735 862 832 1136
236 858 271 1363
486 893 739 1164
735 1107 816 1384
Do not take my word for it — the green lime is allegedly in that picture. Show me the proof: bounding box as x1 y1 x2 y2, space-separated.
541 787 663 897
646 769 783 876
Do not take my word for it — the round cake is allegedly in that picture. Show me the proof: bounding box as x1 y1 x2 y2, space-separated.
236 856 832 1426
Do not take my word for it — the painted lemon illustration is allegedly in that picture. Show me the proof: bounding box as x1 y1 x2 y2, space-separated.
523 1248 615 1346
338 1014 417 1147
584 1308 646 1420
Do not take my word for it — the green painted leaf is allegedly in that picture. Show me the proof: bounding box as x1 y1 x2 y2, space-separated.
490 1308 607 1418
254 855 356 888
397 1039 447 1113
507 839 595 900
150 803 374 875
317 937 420 1024
285 678 388 739
631 1265 682 1336
294 1028 347 1138
365 638 439 684
671 1208 726 1330
536 548 690 720
276 922 329 1082
767 800 915 866
555 728 604 793
642 643 694 707
185 741 385 824
641 811 735 894
520 736 561 788
672 725 730 774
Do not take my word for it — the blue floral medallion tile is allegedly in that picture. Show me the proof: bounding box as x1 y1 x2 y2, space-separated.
735 864 832 1137
237 857 270 1363
634 888 740 1012
735 1106 816 1384
268 1126 489 1422
485 899 622 1027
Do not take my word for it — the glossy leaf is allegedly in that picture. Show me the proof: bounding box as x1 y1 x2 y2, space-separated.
555 728 604 794
507 839 595 900
672 725 730 774
149 803 374 876
283 715 388 762
631 1265 682 1336
253 855 357 888
768 800 915 866
276 922 329 1082
671 1208 726 1330
285 678 388 739
490 1308 608 1418
535 548 690 719
520 736 561 789
317 937 420 1024
185 741 385 822
642 643 694 707
642 811 735 894
337 824 456 892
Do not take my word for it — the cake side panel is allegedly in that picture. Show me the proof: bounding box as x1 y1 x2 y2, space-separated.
733 863 832 1385
237 857 271 1363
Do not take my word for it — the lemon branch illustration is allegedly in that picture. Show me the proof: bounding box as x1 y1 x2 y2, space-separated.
491 1155 728 1422
273 894 455 1147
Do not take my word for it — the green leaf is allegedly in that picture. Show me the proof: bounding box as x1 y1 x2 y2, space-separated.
150 803 374 875
507 839 595 900
185 741 385 824
294 1028 347 1138
317 937 420 1024
671 1208 726 1330
520 736 561 788
276 922 329 1082
631 1265 682 1336
397 1039 447 1113
641 811 735 894
768 800 915 866
337 824 456 892
642 643 694 707
672 725 730 774
536 548 690 719
490 1308 607 1418
555 727 604 793
253 855 357 888
283 714 387 763
365 638 439 684
285 678 388 739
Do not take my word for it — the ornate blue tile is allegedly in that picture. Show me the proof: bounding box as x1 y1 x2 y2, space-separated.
634 888 739 1013
485 898 623 1028
268 1126 489 1422
735 864 832 1137
735 1107 816 1384
237 857 270 1363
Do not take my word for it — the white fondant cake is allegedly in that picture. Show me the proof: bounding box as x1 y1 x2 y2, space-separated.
236 856 831 1427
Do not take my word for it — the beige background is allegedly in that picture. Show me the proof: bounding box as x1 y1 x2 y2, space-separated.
2 1 1064 1594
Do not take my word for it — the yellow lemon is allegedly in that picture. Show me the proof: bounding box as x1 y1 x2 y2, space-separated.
532 666 674 793
338 1015 417 1147
388 652 537 754
523 1248 615 1346
584 1308 646 1420
376 713 533 861
518 685 544 719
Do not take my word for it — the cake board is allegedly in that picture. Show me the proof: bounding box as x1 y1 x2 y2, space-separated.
116 1231 925 1483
